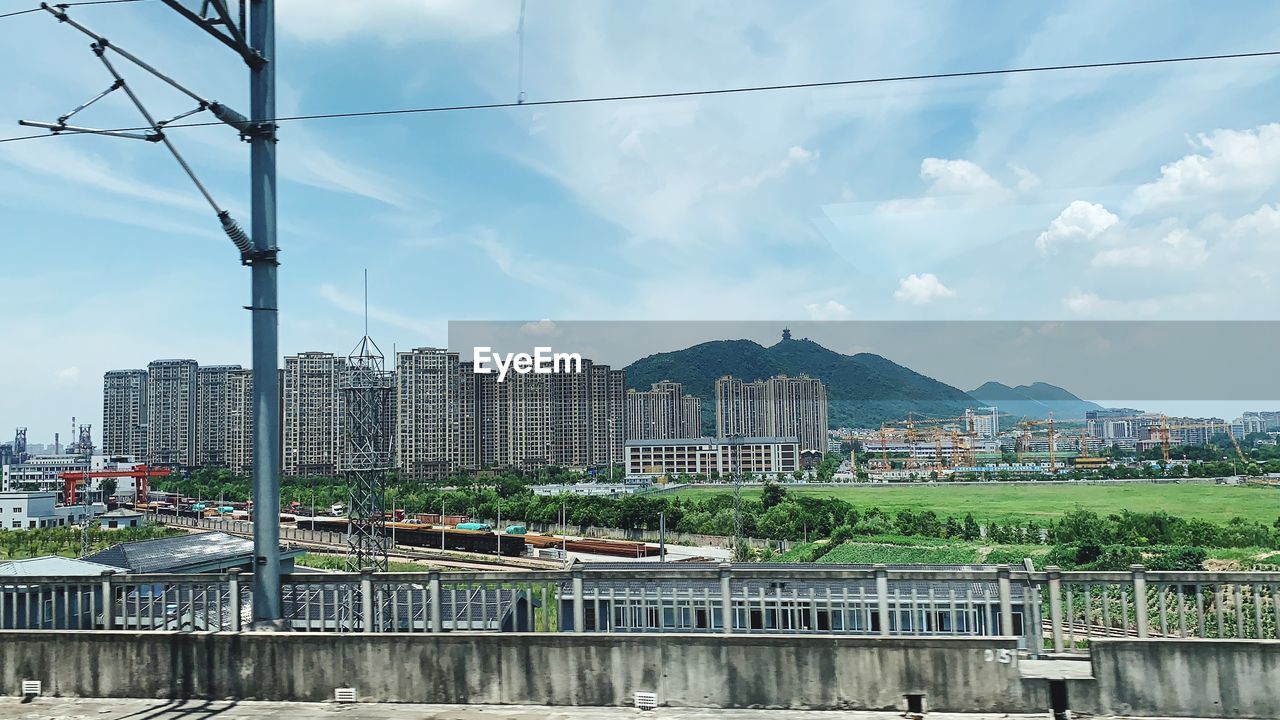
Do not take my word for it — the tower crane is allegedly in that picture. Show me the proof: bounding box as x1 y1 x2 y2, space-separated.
1148 416 1247 467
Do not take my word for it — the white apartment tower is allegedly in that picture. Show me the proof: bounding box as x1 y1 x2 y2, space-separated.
146 359 198 467
102 369 148 459
395 348 463 482
283 352 344 476
225 369 253 475
626 381 701 440
716 374 828 453
196 365 242 468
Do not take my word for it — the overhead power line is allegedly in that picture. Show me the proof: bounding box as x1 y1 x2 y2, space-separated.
3 47 1280 144
0 0 149 20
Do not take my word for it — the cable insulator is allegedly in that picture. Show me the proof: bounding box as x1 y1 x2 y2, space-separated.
209 102 251 133
218 210 252 255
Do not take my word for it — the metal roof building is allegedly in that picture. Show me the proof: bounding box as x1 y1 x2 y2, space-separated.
83 531 301 574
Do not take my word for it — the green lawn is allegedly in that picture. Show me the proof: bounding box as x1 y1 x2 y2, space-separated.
675 483 1280 524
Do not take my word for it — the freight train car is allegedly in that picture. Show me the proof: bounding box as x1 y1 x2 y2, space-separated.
293 517 526 557
386 523 525 557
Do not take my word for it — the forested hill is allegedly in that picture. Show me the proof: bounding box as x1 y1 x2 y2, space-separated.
622 335 976 430
967 381 1104 420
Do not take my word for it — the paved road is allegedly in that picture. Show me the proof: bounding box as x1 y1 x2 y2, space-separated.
0 699 1065 719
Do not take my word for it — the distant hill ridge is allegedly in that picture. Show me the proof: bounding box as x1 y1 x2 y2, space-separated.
966 381 1103 420
622 332 976 430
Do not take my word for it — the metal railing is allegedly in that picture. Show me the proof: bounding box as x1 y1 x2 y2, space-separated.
4 564 1278 653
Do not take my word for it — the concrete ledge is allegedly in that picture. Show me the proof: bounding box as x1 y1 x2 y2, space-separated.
1070 639 1280 719
0 631 1039 712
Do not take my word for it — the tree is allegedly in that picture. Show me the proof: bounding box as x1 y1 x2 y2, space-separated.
99 478 118 498
760 481 787 510
961 513 980 541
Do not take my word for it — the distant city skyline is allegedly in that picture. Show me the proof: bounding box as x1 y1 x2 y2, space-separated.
6 2 1280 436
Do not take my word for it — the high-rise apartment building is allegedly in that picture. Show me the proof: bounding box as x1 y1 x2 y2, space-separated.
283 352 344 476
714 377 767 437
225 369 253 475
393 351 625 478
626 381 701 440
196 365 242 468
591 364 626 473
102 369 148 459
146 359 198 467
715 374 828 453
395 348 463 482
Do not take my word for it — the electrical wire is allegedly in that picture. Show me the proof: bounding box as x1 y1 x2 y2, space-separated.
0 0 149 19
3 48 1280 144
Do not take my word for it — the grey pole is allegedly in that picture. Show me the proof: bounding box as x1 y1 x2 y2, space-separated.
248 0 283 628
659 511 666 562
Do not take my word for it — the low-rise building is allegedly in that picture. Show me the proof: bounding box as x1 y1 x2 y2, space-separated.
624 436 799 481
98 508 145 530
83 531 301 574
0 491 97 530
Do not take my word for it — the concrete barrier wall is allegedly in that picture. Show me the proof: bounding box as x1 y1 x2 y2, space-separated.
0 632 1039 712
1071 639 1280 719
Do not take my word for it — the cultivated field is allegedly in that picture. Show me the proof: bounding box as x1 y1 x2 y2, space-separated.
675 482 1280 524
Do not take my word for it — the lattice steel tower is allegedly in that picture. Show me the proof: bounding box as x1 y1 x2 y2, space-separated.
341 275 395 571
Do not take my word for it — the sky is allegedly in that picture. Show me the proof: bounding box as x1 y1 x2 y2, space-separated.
2 0 1280 441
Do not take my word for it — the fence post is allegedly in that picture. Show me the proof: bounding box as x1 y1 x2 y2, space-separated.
874 564 890 636
997 565 1013 637
227 569 242 632
1047 566 1064 653
100 570 116 630
1131 564 1148 639
719 562 733 635
571 566 585 632
429 570 442 633
361 568 375 633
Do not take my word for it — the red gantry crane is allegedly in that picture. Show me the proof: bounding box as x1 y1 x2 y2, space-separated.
58 465 171 505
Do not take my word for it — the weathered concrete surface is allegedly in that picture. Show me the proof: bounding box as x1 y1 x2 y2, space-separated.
1071 639 1280 719
0 632 1039 713
0 698 1059 719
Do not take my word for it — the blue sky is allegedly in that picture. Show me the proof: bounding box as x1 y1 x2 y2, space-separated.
3 0 1280 440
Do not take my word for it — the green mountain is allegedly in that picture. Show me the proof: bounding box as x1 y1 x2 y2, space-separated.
967 381 1103 421
622 333 977 430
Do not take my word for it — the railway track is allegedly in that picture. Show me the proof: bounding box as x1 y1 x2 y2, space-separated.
158 517 560 571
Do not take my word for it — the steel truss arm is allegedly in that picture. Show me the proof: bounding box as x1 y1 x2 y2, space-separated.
159 0 262 68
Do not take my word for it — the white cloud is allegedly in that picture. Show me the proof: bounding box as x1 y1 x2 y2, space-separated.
1 141 207 214
469 229 563 290
894 273 955 304
1091 229 1207 269
278 0 518 43
1130 123 1280 211
1036 201 1119 254
804 300 850 320
316 284 438 338
736 146 817 189
920 158 1006 197
285 144 417 210
1061 289 1161 317
520 319 561 337
1227 203 1280 245
54 367 80 383
1011 164 1040 193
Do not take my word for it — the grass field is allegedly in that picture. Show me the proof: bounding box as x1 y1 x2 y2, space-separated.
675 482 1280 524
